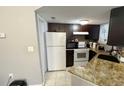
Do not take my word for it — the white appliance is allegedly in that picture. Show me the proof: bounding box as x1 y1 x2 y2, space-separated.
74 48 89 66
78 41 86 48
46 32 66 71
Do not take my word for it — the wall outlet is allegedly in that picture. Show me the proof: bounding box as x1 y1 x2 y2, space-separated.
9 73 14 79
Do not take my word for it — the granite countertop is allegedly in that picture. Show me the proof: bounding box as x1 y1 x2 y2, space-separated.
66 49 75 50
66 48 89 50
68 49 124 86
90 48 110 55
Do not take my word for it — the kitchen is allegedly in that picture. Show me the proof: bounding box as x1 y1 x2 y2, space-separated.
35 6 124 86
45 18 110 69
48 23 100 67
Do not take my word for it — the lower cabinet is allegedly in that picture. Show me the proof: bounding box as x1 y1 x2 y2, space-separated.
66 50 74 67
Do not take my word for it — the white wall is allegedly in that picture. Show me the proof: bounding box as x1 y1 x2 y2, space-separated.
98 23 109 44
0 6 42 85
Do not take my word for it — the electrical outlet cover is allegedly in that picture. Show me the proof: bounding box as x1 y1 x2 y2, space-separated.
27 46 34 52
9 73 14 78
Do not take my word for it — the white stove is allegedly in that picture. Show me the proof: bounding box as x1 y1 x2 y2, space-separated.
74 48 89 66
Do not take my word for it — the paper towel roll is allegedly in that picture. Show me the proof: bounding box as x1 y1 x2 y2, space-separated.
93 43 97 49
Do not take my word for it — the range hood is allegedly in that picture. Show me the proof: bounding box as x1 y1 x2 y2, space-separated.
73 32 89 35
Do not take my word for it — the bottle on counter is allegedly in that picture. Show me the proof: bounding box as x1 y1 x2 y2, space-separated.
93 42 97 49
89 42 93 48
74 38 79 42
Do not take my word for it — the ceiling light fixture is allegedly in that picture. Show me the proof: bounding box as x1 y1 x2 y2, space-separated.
80 20 89 25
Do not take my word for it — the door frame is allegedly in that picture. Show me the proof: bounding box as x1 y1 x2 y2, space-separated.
35 13 48 85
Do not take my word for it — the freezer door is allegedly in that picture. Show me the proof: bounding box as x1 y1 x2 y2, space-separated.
46 32 66 47
47 47 66 71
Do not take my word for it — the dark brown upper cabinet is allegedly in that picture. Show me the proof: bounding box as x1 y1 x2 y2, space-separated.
85 25 100 41
48 23 100 42
80 25 88 32
48 23 81 32
107 7 124 46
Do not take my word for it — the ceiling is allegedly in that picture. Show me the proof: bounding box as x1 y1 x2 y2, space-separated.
37 6 118 24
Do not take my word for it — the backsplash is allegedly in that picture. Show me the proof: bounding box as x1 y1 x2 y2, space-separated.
73 35 86 41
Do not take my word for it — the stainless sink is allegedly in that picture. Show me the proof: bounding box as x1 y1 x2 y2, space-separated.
98 54 120 63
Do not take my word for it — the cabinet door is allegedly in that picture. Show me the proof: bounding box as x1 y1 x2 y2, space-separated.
48 23 57 32
81 25 88 32
66 50 74 67
48 23 67 32
88 25 100 41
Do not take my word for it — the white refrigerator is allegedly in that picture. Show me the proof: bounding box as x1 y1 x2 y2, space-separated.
46 32 66 71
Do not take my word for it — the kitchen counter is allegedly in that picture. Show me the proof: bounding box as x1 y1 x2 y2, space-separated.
68 48 124 86
90 48 110 55
66 47 106 52
66 49 75 50
66 48 89 50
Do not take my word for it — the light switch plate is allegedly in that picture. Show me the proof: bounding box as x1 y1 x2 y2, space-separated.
0 33 6 39
27 46 34 52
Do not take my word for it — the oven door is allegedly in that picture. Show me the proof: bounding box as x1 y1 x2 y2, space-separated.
74 49 89 62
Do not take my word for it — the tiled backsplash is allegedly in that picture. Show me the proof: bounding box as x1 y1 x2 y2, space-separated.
73 35 86 41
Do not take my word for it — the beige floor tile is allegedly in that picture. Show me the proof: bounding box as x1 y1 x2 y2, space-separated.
46 72 57 80
45 78 56 86
45 71 72 86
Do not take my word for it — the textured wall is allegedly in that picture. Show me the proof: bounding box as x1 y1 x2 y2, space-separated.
0 6 42 85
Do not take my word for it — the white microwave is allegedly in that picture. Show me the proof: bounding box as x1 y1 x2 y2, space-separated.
78 41 86 48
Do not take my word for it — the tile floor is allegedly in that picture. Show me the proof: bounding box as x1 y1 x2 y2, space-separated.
45 71 72 86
